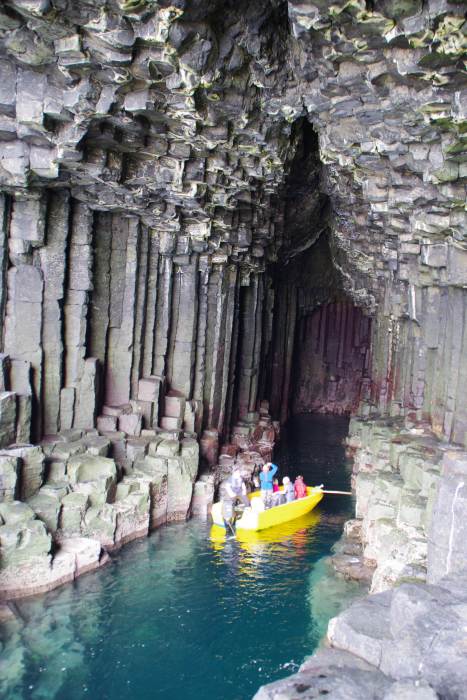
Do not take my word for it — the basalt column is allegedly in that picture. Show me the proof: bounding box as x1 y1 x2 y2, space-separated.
291 303 371 416
0 0 465 620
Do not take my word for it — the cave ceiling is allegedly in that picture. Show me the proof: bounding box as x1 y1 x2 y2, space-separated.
0 0 465 313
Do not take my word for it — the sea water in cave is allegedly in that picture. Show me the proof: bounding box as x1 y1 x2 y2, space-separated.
0 416 363 700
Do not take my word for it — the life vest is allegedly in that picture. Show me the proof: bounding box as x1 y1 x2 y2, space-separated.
294 479 307 498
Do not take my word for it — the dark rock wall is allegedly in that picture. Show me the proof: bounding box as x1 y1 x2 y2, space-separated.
291 302 371 416
0 0 465 451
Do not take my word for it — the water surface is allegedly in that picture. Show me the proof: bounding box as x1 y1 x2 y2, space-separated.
1 415 361 700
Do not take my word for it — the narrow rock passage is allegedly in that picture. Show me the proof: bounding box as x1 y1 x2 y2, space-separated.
0 416 362 700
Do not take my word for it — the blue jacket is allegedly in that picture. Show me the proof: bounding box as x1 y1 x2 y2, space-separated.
259 464 278 491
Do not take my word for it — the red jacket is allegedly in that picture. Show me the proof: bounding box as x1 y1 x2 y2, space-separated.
294 479 307 499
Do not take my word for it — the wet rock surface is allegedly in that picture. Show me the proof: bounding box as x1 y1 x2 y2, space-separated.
256 573 467 700
0 423 199 598
0 1 465 696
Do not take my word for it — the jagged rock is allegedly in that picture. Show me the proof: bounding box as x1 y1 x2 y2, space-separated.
27 489 61 533
155 439 179 457
82 503 117 548
59 492 89 535
83 434 110 457
327 592 392 667
97 414 117 432
427 451 467 584
259 574 467 699
331 554 375 584
118 413 142 437
0 502 51 567
0 392 16 448
0 456 19 502
0 14 465 700
254 648 391 699
113 479 150 546
1 445 44 500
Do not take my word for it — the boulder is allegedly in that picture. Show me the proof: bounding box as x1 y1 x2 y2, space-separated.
82 503 117 548
67 454 117 506
27 489 61 532
327 591 392 667
254 648 391 699
0 516 51 567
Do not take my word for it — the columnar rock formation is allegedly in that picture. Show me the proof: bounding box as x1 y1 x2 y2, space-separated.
0 0 465 637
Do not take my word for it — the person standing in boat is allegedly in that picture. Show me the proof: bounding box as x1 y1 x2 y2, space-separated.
294 475 307 499
260 462 278 508
222 467 250 530
225 467 250 509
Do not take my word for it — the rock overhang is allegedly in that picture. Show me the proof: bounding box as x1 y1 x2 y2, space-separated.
0 0 464 312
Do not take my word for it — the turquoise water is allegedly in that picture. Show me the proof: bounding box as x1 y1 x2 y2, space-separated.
0 415 361 700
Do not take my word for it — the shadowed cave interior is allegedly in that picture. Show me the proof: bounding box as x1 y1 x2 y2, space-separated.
0 3 466 695
234 120 372 429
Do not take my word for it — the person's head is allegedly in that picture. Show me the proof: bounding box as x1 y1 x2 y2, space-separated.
296 475 303 481
273 478 278 485
283 476 290 485
262 463 270 472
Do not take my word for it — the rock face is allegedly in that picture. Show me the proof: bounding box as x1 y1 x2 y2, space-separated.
0 426 199 598
255 572 467 700
292 301 371 416
0 0 465 671
0 0 464 451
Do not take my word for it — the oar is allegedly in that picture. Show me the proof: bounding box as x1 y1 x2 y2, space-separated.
224 518 236 537
320 489 353 496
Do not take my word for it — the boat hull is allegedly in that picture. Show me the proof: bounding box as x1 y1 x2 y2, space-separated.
211 487 323 531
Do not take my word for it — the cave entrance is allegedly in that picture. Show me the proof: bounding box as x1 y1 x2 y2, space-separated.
265 119 372 424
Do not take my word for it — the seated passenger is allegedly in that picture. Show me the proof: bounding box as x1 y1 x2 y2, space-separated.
282 476 295 504
294 475 307 499
271 479 282 506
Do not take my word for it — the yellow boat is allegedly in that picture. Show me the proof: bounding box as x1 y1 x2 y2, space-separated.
211 486 324 532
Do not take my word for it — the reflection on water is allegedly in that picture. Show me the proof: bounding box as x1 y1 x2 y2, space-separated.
0 415 361 700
